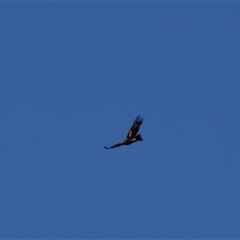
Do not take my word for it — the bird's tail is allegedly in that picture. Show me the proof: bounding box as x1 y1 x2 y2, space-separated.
136 134 143 141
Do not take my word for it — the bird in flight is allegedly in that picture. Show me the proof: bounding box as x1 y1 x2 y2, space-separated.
104 115 144 149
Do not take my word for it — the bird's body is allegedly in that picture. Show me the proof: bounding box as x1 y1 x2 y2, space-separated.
104 115 144 149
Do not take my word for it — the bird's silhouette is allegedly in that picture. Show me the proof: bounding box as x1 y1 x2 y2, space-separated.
104 115 144 149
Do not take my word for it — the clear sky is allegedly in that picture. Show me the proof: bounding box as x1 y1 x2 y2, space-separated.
1 2 240 239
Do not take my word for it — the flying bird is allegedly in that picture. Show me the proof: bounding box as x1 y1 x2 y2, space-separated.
104 115 144 149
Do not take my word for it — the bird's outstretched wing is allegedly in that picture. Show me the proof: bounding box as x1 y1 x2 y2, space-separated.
126 115 144 139
104 141 125 149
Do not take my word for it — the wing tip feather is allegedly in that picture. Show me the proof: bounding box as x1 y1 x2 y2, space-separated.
134 115 144 124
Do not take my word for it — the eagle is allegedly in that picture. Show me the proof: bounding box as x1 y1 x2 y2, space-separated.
104 115 144 149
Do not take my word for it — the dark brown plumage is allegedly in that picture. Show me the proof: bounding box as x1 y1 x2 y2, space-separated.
104 115 144 149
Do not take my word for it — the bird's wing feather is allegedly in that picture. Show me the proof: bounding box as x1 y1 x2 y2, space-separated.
104 141 125 149
126 115 144 139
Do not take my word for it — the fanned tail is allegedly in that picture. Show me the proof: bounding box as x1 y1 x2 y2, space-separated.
136 134 143 141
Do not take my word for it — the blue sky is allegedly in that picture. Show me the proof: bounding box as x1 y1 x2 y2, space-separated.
1 2 240 239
